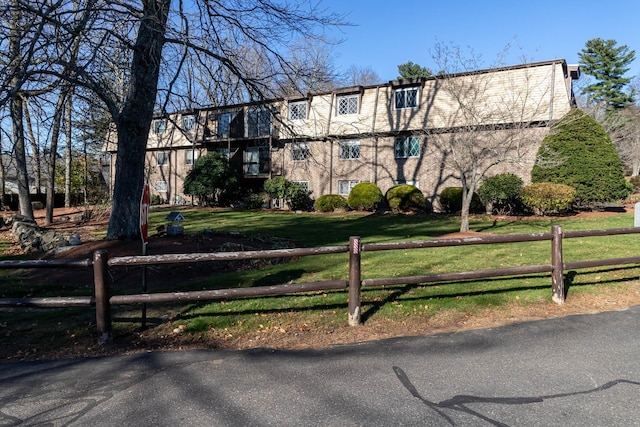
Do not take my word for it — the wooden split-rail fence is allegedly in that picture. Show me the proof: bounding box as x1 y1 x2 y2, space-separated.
2 225 640 343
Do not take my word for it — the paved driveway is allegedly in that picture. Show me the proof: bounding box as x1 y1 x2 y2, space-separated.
2 306 640 426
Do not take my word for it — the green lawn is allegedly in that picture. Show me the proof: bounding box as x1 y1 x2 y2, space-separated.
2 208 640 357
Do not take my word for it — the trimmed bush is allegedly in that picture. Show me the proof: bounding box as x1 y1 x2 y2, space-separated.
314 194 349 212
242 192 266 210
385 184 425 212
532 109 630 204
347 182 383 211
264 177 311 211
477 173 524 215
439 187 484 213
520 182 576 215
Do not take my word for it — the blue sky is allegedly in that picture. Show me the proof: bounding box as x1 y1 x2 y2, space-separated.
320 0 640 82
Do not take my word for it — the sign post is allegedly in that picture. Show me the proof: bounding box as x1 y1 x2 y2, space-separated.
140 184 150 328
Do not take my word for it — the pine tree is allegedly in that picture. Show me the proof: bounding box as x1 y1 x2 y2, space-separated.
532 109 630 204
578 38 636 110
397 61 432 79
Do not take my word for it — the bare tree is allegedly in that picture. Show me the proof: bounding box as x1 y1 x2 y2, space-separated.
341 65 381 86
428 43 558 232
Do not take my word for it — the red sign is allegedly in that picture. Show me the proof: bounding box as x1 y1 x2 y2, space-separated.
140 183 150 245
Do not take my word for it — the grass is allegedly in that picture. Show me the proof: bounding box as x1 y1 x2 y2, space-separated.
140 208 640 331
2 208 640 359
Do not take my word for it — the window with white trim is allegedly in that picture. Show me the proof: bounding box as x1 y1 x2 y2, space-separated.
394 136 421 158
394 87 419 109
185 149 199 165
156 151 169 166
156 181 168 192
339 140 360 160
182 115 195 131
153 119 166 134
338 180 361 195
292 181 309 192
289 101 307 120
291 142 309 161
394 180 419 188
337 94 358 115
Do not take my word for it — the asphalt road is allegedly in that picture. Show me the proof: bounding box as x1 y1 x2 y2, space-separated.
2 306 640 426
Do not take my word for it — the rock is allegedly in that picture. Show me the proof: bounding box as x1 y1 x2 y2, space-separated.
10 220 71 254
12 220 39 238
72 211 91 222
68 233 82 246
31 201 44 210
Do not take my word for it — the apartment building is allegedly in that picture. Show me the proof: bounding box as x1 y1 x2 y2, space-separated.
103 59 580 208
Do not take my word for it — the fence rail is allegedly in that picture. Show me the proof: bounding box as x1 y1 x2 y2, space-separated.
2 225 640 343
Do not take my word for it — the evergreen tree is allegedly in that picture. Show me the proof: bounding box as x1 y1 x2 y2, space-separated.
183 152 239 206
578 38 636 110
397 61 432 79
532 109 630 204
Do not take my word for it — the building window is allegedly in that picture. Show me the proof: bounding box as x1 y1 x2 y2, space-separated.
394 136 421 158
182 115 195 131
245 140 270 175
156 181 168 192
291 142 309 161
394 180 419 188
217 112 234 138
338 180 361 195
153 119 166 134
247 108 272 137
292 181 309 192
185 149 199 165
337 95 358 115
394 87 419 109
156 151 169 166
339 140 360 160
289 101 307 120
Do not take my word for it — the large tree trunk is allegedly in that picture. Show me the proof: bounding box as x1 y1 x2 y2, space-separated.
11 94 34 219
8 1 32 219
106 0 170 239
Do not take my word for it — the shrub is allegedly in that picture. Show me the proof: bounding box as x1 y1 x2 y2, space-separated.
242 192 266 210
314 194 349 212
385 184 425 212
183 152 239 206
531 109 630 204
347 182 383 211
520 182 576 215
264 177 311 211
439 187 484 213
477 173 524 215
287 183 312 211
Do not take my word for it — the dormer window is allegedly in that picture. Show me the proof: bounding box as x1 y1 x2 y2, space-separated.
394 87 419 110
181 115 195 131
153 119 166 134
337 94 359 115
289 101 307 120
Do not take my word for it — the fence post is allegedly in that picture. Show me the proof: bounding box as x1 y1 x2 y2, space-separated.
348 236 362 326
551 225 565 304
93 249 113 344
